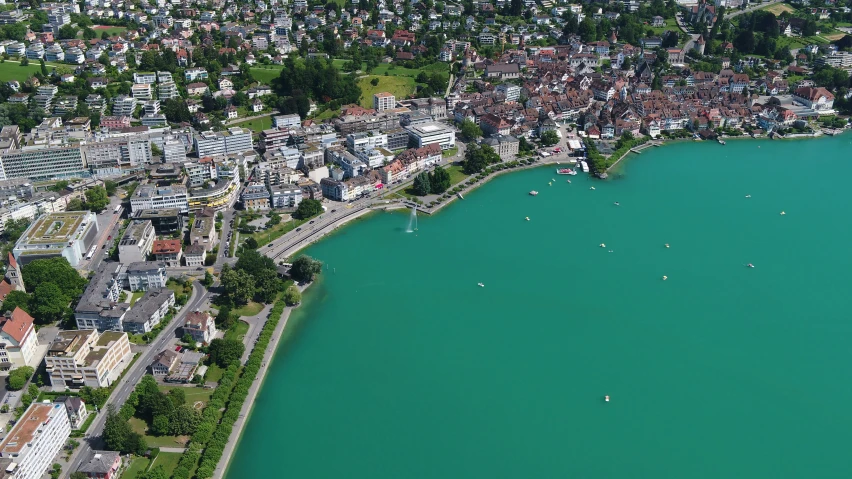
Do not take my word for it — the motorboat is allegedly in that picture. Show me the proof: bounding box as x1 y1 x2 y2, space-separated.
614 202 620 206
747 263 755 268
590 186 596 190
477 283 485 287
745 195 751 198
556 168 578 176
780 211 786 215
662 275 668 281
599 243 606 248
525 217 530 221
529 190 538 196
605 395 610 402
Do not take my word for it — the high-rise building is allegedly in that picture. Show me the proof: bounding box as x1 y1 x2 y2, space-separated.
0 403 71 479
373 92 396 111
193 128 253 157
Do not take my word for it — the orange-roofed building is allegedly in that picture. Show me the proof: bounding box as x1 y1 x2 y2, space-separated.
0 307 40 369
152 239 183 268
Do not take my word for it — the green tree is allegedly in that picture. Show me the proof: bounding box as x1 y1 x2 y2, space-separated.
181 333 194 344
208 338 245 367
253 269 282 303
293 198 323 219
3 218 30 242
1 290 31 314
283 285 301 306
31 282 69 324
20 57 28 66
84 186 109 212
22 257 87 296
215 305 235 329
58 24 79 40
40 59 48 77
413 171 431 196
289 255 323 283
169 404 201 436
151 414 171 436
104 180 118 196
463 143 500 174
540 130 559 147
221 268 255 305
202 270 214 288
459 119 482 141
244 237 259 249
167 388 186 407
429 167 451 194
103 405 146 454
65 198 85 211
6 366 34 390
138 466 169 479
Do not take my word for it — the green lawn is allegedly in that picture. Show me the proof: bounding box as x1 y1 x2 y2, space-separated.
128 417 186 448
149 452 182 476
232 302 264 317
159 385 215 407
204 363 224 383
224 320 249 342
649 17 679 35
122 456 150 479
358 75 418 108
446 164 469 186
129 291 144 306
232 115 273 132
442 146 459 158
0 61 47 83
94 25 128 36
247 217 307 245
251 66 284 84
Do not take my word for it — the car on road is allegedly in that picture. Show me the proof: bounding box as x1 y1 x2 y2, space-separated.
268 243 274 247
331 209 336 213
309 220 315 224
296 227 302 231
107 235 112 240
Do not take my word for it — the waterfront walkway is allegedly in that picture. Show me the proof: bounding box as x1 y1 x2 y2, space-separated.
212 284 308 479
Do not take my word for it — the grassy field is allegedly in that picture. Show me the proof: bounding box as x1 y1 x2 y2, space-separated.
122 456 151 479
446 164 469 186
761 3 795 15
150 452 182 476
130 291 144 305
224 320 249 342
247 217 307 245
823 33 847 41
775 36 807 50
250 66 282 84
93 25 128 36
0 62 46 82
649 17 679 35
205 363 224 383
232 115 273 132
128 417 186 448
159 386 215 407
358 75 418 107
232 302 264 317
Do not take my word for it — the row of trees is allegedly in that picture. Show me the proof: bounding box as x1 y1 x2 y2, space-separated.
0 257 89 326
463 143 502 174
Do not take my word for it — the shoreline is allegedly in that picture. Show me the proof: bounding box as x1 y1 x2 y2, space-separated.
213 282 312 479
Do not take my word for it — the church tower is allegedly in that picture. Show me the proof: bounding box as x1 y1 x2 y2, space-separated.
5 253 25 292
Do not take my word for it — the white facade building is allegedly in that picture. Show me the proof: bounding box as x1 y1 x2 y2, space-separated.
0 403 71 479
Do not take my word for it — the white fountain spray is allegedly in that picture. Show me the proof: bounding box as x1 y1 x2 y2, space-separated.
405 206 418 233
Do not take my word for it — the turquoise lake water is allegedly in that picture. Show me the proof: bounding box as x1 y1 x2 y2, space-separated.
226 135 852 478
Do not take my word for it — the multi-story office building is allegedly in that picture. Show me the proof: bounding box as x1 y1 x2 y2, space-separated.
163 139 187 163
270 184 303 208
273 114 301 128
193 128 253 157
406 122 456 150
0 403 71 479
132 209 183 235
117 220 156 264
130 185 189 214
12 211 99 267
184 161 215 187
44 329 132 388
0 144 87 181
83 138 152 176
346 132 388 151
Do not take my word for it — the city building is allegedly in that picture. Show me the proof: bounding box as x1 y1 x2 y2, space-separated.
83 138 153 177
151 239 183 267
75 262 127 332
273 114 301 128
0 403 71 479
117 220 156 264
241 182 271 210
130 185 189 214
131 209 183 235
149 349 179 377
57 396 88 430
125 262 168 292
184 244 206 268
189 215 216 252
182 311 217 344
12 211 99 267
482 135 520 161
0 145 87 181
406 122 456 150
44 329 132 388
0 307 40 369
193 128 253 157
76 450 122 479
373 92 396 111
270 184 303 208
122 288 175 334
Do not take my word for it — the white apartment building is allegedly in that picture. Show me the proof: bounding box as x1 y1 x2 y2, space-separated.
44 330 132 388
125 262 168 291
133 72 157 84
158 81 179 100
0 403 71 479
406 122 456 150
117 220 156 264
373 92 396 111
0 307 40 369
193 128 253 157
163 139 187 163
130 185 189 214
346 132 388 151
273 114 301 128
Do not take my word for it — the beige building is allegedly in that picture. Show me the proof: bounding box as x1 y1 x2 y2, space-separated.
44 330 132 388
0 307 40 369
118 220 156 264
373 92 396 111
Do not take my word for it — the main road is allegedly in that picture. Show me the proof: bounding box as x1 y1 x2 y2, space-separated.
65 281 210 477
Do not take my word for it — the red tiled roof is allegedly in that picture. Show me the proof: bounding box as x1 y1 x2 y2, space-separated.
1 307 34 344
152 239 182 255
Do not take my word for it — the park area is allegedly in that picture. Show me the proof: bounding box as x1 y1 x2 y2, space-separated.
231 115 273 132
761 3 795 15
0 62 48 83
93 25 128 36
357 75 417 108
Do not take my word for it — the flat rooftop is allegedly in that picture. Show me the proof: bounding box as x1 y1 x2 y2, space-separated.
19 211 90 245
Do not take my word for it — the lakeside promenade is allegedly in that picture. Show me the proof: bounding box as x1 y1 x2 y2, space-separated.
212 283 309 479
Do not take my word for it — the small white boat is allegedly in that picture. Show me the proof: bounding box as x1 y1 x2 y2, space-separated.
599 243 606 248
477 282 485 287
665 244 670 248
747 263 755 268
605 395 610 402
525 217 530 221
780 211 786 215
662 275 668 281
614 202 620 206
745 195 751 198
457 192 464 200
590 186 596 190
529 190 538 196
